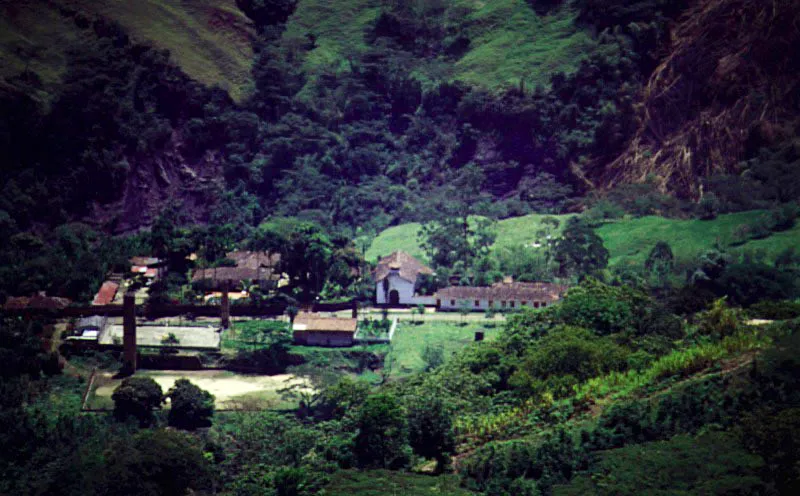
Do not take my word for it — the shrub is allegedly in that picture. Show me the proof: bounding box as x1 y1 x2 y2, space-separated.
510 326 629 398
166 379 215 430
748 300 800 320
354 394 410 469
112 377 163 426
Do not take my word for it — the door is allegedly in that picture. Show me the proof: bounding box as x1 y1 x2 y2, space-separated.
389 289 400 305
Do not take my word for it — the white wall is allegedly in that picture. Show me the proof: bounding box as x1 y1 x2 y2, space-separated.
375 273 415 304
438 298 552 311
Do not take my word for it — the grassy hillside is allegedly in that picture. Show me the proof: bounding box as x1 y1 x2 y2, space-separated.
0 1 82 99
366 213 573 262
285 0 593 90
368 211 800 268
1 0 255 102
598 211 800 269
3 0 592 103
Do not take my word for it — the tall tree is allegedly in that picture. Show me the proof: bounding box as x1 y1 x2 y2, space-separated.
553 217 609 279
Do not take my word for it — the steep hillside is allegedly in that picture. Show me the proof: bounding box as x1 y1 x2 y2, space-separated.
0 0 255 102
284 0 593 90
601 0 800 197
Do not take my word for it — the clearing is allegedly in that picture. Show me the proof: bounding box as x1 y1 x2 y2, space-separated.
368 210 800 268
387 320 500 378
90 370 311 410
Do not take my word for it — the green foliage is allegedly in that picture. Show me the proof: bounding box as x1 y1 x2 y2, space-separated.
510 326 629 398
421 343 446 371
555 431 765 496
111 377 163 427
554 218 609 279
322 470 471 496
644 241 674 286
166 379 215 430
354 393 410 469
99 429 211 496
555 279 647 336
407 394 456 471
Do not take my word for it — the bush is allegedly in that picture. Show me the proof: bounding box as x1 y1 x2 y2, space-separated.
166 379 215 430
112 377 163 426
510 326 629 398
748 300 800 320
354 394 410 469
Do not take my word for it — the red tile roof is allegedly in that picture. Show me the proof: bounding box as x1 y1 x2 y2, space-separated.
374 251 433 283
293 313 358 333
436 282 567 302
92 281 119 306
4 292 72 310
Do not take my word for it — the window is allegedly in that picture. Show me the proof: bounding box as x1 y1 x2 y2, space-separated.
474 300 480 307
510 301 515 308
534 301 540 308
489 300 494 307
521 301 527 306
501 301 506 307
436 299 441 307
542 302 547 307
450 299 456 306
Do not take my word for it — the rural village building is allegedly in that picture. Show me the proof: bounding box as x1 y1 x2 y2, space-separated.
374 251 435 305
292 313 358 347
130 256 163 281
192 251 281 292
92 281 120 306
3 292 71 310
435 281 568 311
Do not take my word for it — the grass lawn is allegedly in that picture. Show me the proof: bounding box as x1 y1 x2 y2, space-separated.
322 470 474 496
387 320 500 378
596 211 800 269
368 210 799 270
366 213 572 263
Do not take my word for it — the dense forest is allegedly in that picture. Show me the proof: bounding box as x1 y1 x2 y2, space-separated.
1 0 800 495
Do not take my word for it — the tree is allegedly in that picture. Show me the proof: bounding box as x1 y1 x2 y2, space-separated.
407 394 455 472
99 429 211 496
251 218 334 300
553 217 609 279
459 299 472 322
112 377 163 426
421 343 445 371
354 393 410 469
236 0 299 28
644 241 674 288
418 164 497 270
166 379 215 430
416 304 426 323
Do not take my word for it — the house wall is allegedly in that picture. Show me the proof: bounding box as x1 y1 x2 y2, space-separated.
438 297 554 312
375 273 415 304
294 331 354 347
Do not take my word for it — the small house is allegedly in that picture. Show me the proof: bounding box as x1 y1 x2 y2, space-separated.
374 251 434 305
435 282 567 311
292 314 358 347
72 315 107 340
130 256 163 281
4 292 71 310
92 281 119 306
192 251 281 292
